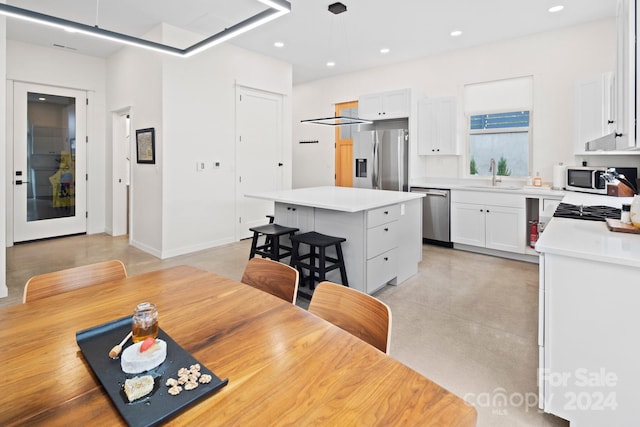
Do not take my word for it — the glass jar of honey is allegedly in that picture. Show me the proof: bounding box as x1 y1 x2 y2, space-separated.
132 302 159 343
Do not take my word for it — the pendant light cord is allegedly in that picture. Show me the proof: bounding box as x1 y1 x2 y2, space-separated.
95 0 100 28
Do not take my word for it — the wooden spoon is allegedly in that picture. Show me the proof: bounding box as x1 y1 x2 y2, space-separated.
109 331 133 359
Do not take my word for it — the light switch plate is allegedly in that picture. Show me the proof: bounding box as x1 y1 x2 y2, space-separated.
196 161 206 172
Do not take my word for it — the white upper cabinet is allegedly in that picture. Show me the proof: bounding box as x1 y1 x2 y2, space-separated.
615 0 636 150
358 89 411 120
417 96 458 155
575 72 615 154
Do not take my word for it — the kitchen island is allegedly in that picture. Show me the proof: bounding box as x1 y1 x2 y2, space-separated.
245 186 424 295
535 193 639 427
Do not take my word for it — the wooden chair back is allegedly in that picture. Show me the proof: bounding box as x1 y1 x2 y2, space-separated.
23 260 128 303
308 281 392 353
241 258 299 304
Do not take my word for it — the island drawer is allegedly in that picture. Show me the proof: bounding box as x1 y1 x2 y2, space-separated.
367 248 397 292
367 222 398 258
367 205 400 228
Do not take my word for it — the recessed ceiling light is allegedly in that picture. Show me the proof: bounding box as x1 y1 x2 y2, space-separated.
274 41 284 48
326 61 336 67
548 5 564 13
450 30 462 37
380 48 390 54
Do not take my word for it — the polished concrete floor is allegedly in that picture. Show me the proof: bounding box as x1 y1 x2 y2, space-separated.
3 233 568 426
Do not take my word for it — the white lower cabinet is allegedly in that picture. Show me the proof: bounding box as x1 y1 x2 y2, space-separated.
451 191 526 254
274 204 314 231
365 205 400 293
539 253 640 425
367 248 397 291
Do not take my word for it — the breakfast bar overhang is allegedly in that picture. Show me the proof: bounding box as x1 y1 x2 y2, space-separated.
245 186 425 294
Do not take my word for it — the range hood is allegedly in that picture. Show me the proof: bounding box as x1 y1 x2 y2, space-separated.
585 132 618 151
301 116 372 126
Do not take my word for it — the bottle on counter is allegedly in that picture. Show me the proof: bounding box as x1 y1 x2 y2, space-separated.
621 204 631 224
630 196 640 227
533 172 542 187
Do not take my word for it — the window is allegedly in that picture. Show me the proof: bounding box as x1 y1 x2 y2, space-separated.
468 111 530 177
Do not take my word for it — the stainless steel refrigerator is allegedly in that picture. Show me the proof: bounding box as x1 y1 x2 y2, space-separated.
353 129 408 191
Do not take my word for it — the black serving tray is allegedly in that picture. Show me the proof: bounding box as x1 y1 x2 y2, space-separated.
76 316 228 427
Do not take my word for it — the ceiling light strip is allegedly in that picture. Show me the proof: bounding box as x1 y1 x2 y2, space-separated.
0 0 291 57
184 8 286 57
0 4 184 56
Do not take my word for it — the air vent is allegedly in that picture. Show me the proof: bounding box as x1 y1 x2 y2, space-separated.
52 43 77 51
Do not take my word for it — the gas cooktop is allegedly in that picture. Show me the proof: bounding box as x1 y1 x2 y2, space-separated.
553 203 621 222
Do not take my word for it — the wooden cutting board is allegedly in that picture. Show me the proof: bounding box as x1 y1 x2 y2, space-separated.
606 218 640 234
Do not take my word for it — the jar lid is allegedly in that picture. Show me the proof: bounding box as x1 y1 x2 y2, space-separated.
135 302 156 311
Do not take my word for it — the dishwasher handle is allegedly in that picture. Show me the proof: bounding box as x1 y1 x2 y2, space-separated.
412 189 449 197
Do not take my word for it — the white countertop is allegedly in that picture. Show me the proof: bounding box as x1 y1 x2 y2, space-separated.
245 186 424 213
535 193 640 268
410 177 566 197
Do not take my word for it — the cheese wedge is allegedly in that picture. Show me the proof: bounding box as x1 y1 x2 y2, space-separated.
124 375 154 402
121 339 167 374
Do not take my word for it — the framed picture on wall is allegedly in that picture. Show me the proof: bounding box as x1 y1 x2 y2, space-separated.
136 128 156 164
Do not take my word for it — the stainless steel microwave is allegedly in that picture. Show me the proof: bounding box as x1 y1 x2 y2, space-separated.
565 166 608 194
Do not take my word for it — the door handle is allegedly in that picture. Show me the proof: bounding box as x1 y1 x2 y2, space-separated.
15 180 30 185
278 163 283 167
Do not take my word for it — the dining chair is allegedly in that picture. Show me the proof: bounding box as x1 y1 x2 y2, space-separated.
308 281 392 353
23 259 128 303
241 257 299 304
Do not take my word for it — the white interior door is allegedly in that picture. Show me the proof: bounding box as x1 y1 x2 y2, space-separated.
112 110 131 236
12 82 87 242
236 87 283 240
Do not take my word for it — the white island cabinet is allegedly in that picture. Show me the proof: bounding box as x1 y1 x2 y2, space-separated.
245 186 424 295
536 194 640 427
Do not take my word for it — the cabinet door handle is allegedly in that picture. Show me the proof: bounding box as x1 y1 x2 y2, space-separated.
384 257 388 261
384 228 389 232
384 211 389 215
480 209 484 212
486 210 490 213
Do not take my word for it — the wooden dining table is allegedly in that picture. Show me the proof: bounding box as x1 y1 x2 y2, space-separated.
0 265 477 426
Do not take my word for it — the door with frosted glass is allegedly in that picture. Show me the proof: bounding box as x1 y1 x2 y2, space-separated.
13 82 87 242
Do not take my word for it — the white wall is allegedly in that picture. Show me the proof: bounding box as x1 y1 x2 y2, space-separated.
0 12 7 297
5 41 107 240
107 31 164 257
292 18 639 187
107 24 293 258
162 43 292 257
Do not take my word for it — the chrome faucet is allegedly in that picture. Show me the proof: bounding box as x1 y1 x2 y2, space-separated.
489 158 497 186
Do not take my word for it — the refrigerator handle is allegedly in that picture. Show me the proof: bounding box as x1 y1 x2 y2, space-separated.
372 133 379 189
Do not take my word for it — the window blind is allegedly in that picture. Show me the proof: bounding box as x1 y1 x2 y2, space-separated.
464 76 533 114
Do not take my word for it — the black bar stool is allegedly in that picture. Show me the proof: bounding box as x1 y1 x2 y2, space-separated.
290 231 348 293
249 224 299 261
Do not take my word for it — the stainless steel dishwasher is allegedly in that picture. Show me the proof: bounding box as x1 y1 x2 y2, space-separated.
410 188 451 246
